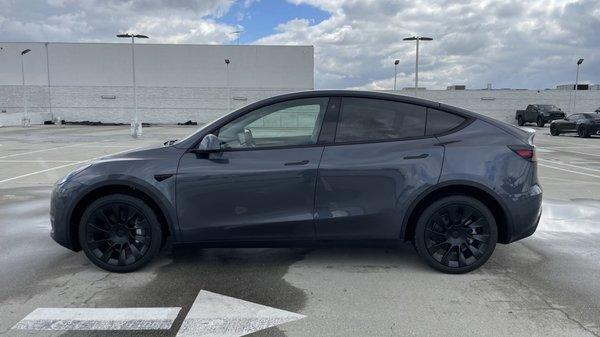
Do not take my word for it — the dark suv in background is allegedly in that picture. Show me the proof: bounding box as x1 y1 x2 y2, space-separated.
516 104 566 127
51 90 542 274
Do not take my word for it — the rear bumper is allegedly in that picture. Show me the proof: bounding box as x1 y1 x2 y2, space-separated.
506 184 542 243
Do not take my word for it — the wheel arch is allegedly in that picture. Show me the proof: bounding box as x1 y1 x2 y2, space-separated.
401 181 512 244
68 180 177 251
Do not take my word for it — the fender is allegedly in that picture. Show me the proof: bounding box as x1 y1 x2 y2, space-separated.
67 175 181 245
399 179 514 242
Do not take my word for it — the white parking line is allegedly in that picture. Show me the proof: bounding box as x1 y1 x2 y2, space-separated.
176 290 305 337
538 158 600 173
538 163 600 179
12 307 181 330
0 144 82 159
0 160 78 163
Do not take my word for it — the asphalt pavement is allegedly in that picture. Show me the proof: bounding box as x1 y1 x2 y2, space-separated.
1 124 599 337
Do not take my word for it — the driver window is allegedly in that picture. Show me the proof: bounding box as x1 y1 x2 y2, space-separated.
217 97 329 149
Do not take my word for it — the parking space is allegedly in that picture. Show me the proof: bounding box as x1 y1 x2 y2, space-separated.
1 125 600 336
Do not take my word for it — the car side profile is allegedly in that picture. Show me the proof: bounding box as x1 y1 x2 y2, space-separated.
550 113 600 138
50 90 542 274
515 104 565 127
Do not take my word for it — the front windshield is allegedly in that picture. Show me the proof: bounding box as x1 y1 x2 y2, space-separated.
539 105 560 111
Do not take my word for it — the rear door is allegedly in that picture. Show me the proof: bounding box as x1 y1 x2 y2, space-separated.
314 97 450 240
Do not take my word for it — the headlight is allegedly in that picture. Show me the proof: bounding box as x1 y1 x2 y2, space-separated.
57 163 92 185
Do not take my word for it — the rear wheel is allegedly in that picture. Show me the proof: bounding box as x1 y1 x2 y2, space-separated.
517 116 524 126
414 195 497 274
79 194 162 273
578 125 590 138
536 116 545 127
550 124 560 136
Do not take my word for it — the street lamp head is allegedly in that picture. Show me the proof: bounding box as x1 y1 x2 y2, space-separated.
225 59 230 64
134 34 149 39
116 33 132 38
21 49 31 55
403 36 433 41
577 58 584 65
394 60 399 65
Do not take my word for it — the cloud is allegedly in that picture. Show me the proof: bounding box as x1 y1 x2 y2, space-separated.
255 0 600 89
0 0 240 44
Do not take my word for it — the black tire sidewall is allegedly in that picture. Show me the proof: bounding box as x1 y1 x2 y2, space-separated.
78 194 162 273
517 116 524 126
414 195 498 274
536 117 545 127
550 125 559 136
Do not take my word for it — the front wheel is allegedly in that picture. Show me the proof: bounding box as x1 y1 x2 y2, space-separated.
79 194 162 273
550 124 560 136
536 116 545 127
414 195 497 274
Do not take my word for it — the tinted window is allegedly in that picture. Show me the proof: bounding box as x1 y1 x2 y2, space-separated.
335 98 426 142
217 97 329 149
567 114 580 121
426 109 466 135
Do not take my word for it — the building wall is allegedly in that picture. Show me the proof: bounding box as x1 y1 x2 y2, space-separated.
0 42 314 125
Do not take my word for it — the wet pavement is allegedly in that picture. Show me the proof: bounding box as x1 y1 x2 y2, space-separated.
1 125 600 336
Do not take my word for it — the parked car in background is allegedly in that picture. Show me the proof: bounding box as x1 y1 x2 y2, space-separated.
50 90 542 274
516 104 566 127
550 113 600 137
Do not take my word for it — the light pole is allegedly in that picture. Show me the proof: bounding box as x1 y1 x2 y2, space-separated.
403 36 433 96
21 48 31 126
225 59 231 112
572 58 584 114
231 30 244 45
117 33 148 138
393 60 399 91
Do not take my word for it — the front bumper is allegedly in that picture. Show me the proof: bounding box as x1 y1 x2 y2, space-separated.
542 115 565 122
50 181 84 251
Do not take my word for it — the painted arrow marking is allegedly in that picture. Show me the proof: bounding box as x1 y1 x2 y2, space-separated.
176 290 305 337
12 307 181 330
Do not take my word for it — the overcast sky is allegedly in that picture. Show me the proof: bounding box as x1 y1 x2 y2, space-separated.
1 0 598 90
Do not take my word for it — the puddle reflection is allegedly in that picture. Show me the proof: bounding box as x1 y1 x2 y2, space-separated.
539 199 600 233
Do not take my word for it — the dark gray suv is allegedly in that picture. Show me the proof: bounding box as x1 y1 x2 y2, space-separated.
50 90 542 274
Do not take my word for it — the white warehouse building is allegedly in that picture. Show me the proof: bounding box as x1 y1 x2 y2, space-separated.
0 42 314 126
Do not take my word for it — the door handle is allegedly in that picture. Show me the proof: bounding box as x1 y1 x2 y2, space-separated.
404 154 429 160
284 160 309 166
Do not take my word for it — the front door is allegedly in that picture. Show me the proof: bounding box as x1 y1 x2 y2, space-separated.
176 97 330 242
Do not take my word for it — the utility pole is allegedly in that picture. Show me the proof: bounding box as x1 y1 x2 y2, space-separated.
393 60 399 91
403 36 433 96
225 59 231 112
117 33 149 138
21 48 31 126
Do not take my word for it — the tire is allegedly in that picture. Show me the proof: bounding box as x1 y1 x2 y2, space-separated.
79 194 162 273
578 125 590 138
517 116 524 126
550 124 560 136
536 116 545 127
414 195 497 274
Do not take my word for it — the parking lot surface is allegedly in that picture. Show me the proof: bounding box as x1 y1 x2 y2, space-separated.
1 124 600 336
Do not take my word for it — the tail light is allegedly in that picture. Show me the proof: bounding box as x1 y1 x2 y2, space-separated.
508 145 536 162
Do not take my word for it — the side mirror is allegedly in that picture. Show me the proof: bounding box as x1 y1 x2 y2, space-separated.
197 134 221 152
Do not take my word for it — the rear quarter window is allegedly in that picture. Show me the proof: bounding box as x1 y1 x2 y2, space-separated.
425 109 466 136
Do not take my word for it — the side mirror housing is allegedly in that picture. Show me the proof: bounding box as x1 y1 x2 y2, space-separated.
197 134 221 152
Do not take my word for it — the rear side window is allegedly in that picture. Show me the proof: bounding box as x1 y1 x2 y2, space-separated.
335 98 426 142
425 109 466 136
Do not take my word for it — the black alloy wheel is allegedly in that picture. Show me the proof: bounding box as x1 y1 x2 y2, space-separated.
517 116 524 126
550 124 560 136
79 194 162 272
415 195 497 274
536 116 545 127
578 125 590 138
